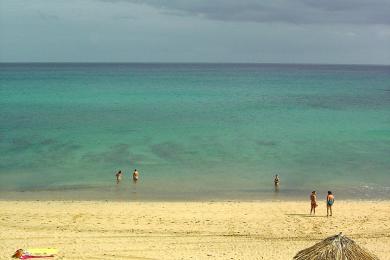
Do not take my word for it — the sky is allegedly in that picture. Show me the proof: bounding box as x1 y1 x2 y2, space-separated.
0 0 389 64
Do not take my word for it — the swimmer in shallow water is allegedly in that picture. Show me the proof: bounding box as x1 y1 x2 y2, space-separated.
133 169 139 182
115 170 122 184
274 174 280 186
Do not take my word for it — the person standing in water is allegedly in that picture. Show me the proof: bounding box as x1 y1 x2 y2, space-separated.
274 174 280 186
326 191 335 217
133 169 139 182
115 170 123 184
273 174 280 192
310 191 318 215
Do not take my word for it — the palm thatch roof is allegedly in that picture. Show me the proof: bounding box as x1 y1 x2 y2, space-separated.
293 232 379 260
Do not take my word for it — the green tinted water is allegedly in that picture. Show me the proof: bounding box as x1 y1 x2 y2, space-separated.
0 63 389 200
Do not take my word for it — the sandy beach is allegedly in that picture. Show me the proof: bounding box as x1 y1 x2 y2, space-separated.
0 200 389 259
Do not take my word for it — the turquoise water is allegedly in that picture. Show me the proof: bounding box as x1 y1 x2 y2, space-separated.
0 63 389 200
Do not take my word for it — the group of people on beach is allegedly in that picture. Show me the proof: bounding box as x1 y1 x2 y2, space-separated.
115 169 139 184
310 190 335 217
274 174 335 217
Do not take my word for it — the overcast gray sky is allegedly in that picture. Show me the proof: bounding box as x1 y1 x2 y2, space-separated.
0 0 389 64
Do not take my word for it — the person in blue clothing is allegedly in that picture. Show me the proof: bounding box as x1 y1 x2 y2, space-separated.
326 191 335 217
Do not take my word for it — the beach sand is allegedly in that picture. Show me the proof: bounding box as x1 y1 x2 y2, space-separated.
0 200 389 259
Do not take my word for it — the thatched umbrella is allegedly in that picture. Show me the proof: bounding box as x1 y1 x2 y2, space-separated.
293 232 379 260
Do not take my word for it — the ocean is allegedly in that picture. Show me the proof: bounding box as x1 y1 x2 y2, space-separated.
0 63 389 200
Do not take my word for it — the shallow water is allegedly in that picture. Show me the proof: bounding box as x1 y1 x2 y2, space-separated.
0 63 389 200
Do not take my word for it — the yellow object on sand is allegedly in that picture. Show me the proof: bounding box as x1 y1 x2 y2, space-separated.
25 248 58 255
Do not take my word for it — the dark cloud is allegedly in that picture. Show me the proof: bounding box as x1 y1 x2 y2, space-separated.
113 14 137 20
123 0 390 24
36 10 59 21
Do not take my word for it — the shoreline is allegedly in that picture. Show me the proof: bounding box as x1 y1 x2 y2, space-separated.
3 199 390 204
1 184 389 202
1 200 389 259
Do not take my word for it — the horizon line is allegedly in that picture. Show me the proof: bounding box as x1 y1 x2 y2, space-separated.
0 61 390 66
